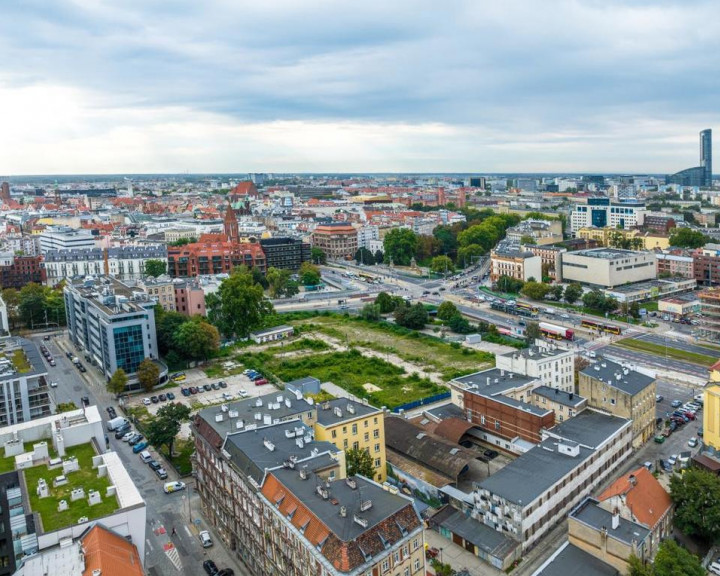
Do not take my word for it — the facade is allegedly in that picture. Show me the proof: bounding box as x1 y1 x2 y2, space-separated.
602 278 696 304
570 198 646 233
656 252 694 279
704 375 720 450
576 227 669 251
43 245 168 284
578 358 656 448
249 324 294 344
490 249 542 283
474 410 633 551
693 244 720 286
136 275 176 312
167 241 266 277
311 223 358 260
525 245 566 282
561 248 656 288
38 228 95 254
0 254 44 289
259 237 311 271
506 219 563 246
658 294 699 317
174 279 206 316
0 338 51 427
698 288 720 342
64 277 161 383
314 399 387 482
495 344 575 393
450 369 554 446
530 386 587 424
667 129 713 187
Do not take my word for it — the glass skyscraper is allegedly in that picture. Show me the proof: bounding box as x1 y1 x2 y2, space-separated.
667 129 713 187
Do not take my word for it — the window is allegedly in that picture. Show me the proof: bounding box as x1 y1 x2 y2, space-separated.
364 420 369 427
611 398 616 405
382 560 389 572
412 538 419 550
352 423 358 435
374 417 378 424
414 559 420 572
394 551 400 563
495 421 500 430
364 432 369 442
343 439 348 449
342 426 347 434
375 458 381 467
353 441 359 450
480 415 485 425
331 430 337 439
404 569 410 576
374 443 380 453
373 429 380 439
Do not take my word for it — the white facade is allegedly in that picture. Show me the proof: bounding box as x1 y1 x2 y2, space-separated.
0 296 8 334
562 248 657 288
495 344 575 393
38 228 96 254
357 225 379 249
570 201 646 233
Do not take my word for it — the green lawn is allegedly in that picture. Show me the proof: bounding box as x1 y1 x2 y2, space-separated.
614 338 717 366
160 438 194 476
24 443 117 532
0 454 16 474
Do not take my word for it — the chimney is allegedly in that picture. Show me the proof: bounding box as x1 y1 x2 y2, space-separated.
629 474 636 486
612 509 620 530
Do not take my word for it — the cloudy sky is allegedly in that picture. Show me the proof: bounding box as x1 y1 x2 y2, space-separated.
0 0 718 174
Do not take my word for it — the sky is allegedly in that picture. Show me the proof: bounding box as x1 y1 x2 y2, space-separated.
0 0 718 175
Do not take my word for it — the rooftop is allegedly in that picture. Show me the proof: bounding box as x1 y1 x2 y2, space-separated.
580 358 655 396
568 248 647 260
570 498 650 545
315 398 381 427
533 541 619 576
0 338 46 381
452 368 538 395
532 386 586 408
501 345 573 361
544 408 630 448
597 467 672 530
66 277 156 317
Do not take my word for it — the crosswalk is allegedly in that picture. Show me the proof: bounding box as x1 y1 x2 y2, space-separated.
163 542 183 571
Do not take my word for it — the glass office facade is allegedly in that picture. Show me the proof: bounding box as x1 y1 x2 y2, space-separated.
113 325 146 374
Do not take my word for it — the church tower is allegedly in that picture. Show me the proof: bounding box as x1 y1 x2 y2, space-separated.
224 202 239 243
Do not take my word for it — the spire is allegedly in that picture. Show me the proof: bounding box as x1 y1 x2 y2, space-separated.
224 202 239 243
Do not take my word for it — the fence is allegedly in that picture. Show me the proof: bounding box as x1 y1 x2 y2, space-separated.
391 391 451 414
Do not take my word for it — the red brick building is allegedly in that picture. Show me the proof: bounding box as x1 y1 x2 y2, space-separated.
0 255 45 288
167 241 266 277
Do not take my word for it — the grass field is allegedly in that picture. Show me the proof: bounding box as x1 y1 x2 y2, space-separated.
24 443 116 532
615 338 717 366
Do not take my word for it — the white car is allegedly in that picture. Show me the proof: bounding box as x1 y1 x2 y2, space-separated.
688 437 698 448
561 313 570 319
237 389 249 398
50 381 58 388
142 398 151 406
121 432 134 442
163 481 186 494
667 454 677 466
198 530 213 548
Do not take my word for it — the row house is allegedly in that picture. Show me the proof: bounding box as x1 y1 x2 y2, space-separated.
167 241 266 277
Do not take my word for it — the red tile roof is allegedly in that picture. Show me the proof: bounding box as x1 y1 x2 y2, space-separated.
81 524 144 576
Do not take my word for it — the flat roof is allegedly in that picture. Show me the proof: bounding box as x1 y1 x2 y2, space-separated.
250 325 294 337
433 506 520 560
453 368 538 394
501 345 572 361
0 338 47 382
568 248 647 260
423 403 465 421
532 542 619 576
544 409 629 449
570 498 650 545
605 278 695 293
580 358 654 396
316 398 380 427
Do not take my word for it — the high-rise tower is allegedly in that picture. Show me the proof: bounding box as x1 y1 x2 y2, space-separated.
701 128 712 187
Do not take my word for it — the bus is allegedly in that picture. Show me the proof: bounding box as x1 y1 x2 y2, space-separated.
581 319 622 335
516 302 539 316
358 272 375 283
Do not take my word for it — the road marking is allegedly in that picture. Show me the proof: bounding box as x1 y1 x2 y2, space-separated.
146 539 154 552
184 525 193 538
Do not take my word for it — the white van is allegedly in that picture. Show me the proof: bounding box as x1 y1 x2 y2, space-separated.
709 562 720 576
163 481 186 494
139 450 152 463
106 417 129 431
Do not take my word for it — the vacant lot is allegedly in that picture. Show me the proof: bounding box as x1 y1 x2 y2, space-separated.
615 338 716 366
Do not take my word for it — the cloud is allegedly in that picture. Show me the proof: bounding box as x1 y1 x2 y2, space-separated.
0 0 718 173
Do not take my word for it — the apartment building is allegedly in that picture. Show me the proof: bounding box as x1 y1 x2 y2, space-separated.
530 387 587 423
167 241 266 277
578 358 656 448
174 279 207 316
655 252 694 279
495 344 575 393
693 244 720 286
0 338 51 427
136 275 176 312
259 237 311 271
490 249 542 283
561 248 656 288
0 254 44 288
315 399 387 482
474 410 633 551
699 288 720 342
524 244 566 282
311 223 358 260
703 369 720 449
506 219 563 246
64 277 162 385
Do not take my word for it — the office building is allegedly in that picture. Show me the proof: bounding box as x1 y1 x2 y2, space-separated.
578 358 656 448
495 343 575 393
64 277 162 385
667 129 713 187
490 249 542 283
698 288 720 342
43 245 168 285
0 338 51 427
311 223 358 260
38 227 95 254
473 411 632 551
259 237 311 271
561 248 656 288
0 254 44 289
570 198 646 233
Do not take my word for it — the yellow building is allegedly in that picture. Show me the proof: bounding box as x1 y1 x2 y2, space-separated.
576 227 669 250
704 361 720 450
313 398 387 482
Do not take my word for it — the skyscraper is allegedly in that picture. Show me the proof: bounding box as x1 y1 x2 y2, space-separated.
667 129 713 187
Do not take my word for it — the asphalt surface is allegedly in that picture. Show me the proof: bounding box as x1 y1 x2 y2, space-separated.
635 333 720 358
602 344 710 379
34 332 249 576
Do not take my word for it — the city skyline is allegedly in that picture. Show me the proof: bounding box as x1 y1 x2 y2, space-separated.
0 1 718 174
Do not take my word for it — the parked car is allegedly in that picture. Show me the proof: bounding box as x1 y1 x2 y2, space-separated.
203 560 219 575
155 467 168 480
49 359 56 366
667 454 678 466
151 396 159 403
483 449 499 459
198 530 213 548
66 351 74 359
114 425 131 439
203 384 212 392
167 392 175 400
158 393 167 402
218 381 228 389
211 383 219 390
254 378 268 386
171 372 186 382
143 398 151 406
189 386 198 394
50 381 58 388
148 460 161 471
122 431 135 442
163 481 186 494
106 406 117 419
237 389 248 397
181 388 191 397
655 394 663 403
688 437 699 448
218 569 235 576
129 435 145 447
671 400 683 408
654 435 665 444
132 441 149 453
78 364 86 373
43 335 51 341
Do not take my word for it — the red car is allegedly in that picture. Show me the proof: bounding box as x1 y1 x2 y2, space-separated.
254 378 268 386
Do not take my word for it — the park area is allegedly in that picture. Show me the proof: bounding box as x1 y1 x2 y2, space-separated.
232 313 495 409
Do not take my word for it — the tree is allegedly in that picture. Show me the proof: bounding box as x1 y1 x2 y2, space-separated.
374 250 384 264
266 267 299 298
496 275 524 294
628 555 653 576
310 247 327 265
299 261 321 286
155 309 188 356
524 321 541 342
359 304 381 321
653 540 704 576
415 235 442 263
209 266 274 338
433 225 459 260
437 301 459 322
173 319 220 361
448 314 474 334
56 402 78 413
520 281 551 301
519 234 536 245
457 223 499 251
168 237 196 247
430 255 454 275
394 303 428 330
144 259 167 278
669 227 708 249
551 284 564 301
137 358 160 392
375 292 398 314
18 283 46 328
354 247 376 265
383 228 418 266
145 402 192 460
108 368 128 395
346 447 375 478
457 244 484 268
563 283 583 305
670 468 720 542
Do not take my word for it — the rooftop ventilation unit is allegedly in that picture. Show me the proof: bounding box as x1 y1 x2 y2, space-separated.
347 404 355 414
360 499 373 512
264 439 275 452
333 407 343 418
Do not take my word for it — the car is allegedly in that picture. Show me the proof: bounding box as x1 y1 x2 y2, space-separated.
167 392 175 400
151 396 159 404
114 425 131 439
164 481 186 494
699 429 704 437
129 435 145 447
171 372 186 382
203 384 212 392
121 432 135 442
671 400 683 408
189 386 198 394
432 291 440 295
203 560 219 576
143 398 151 406
155 467 168 480
643 461 653 471
181 388 191 397
218 569 235 576
667 454 677 466
158 393 167 402
560 313 570 319
483 449 499 459
685 402 701 411
661 461 674 473
198 530 213 548
43 335 51 341
688 437 698 448
254 378 268 386
237 389 248 398
242 369 253 375
422 290 430 295
49 359 56 366
222 392 232 400
681 411 695 420
50 381 58 388
668 422 678 432
78 365 86 373
251 373 264 381
694 393 704 404
105 406 116 415
132 441 149 453
655 394 663 403
148 460 162 471
211 383 219 390
218 381 228 389
66 351 73 359
678 453 690 466
654 435 665 444
81 396 89 406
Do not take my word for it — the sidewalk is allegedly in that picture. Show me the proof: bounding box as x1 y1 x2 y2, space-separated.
424 529 504 576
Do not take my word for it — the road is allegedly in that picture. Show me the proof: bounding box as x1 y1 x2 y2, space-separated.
634 333 719 357
601 344 710 380
35 332 249 576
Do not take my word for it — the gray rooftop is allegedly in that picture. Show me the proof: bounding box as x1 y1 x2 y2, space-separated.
44 245 166 262
424 403 465 421
433 506 519 561
223 420 339 485
534 542 619 576
270 465 415 542
493 249 536 259
569 248 646 260
453 368 538 395
0 338 48 382
570 498 650 546
532 386 586 408
479 411 629 505
581 358 654 396
501 345 572 361
315 398 380 427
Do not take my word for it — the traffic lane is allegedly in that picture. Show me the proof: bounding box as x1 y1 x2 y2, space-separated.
635 333 720 357
31 336 87 407
602 345 709 379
